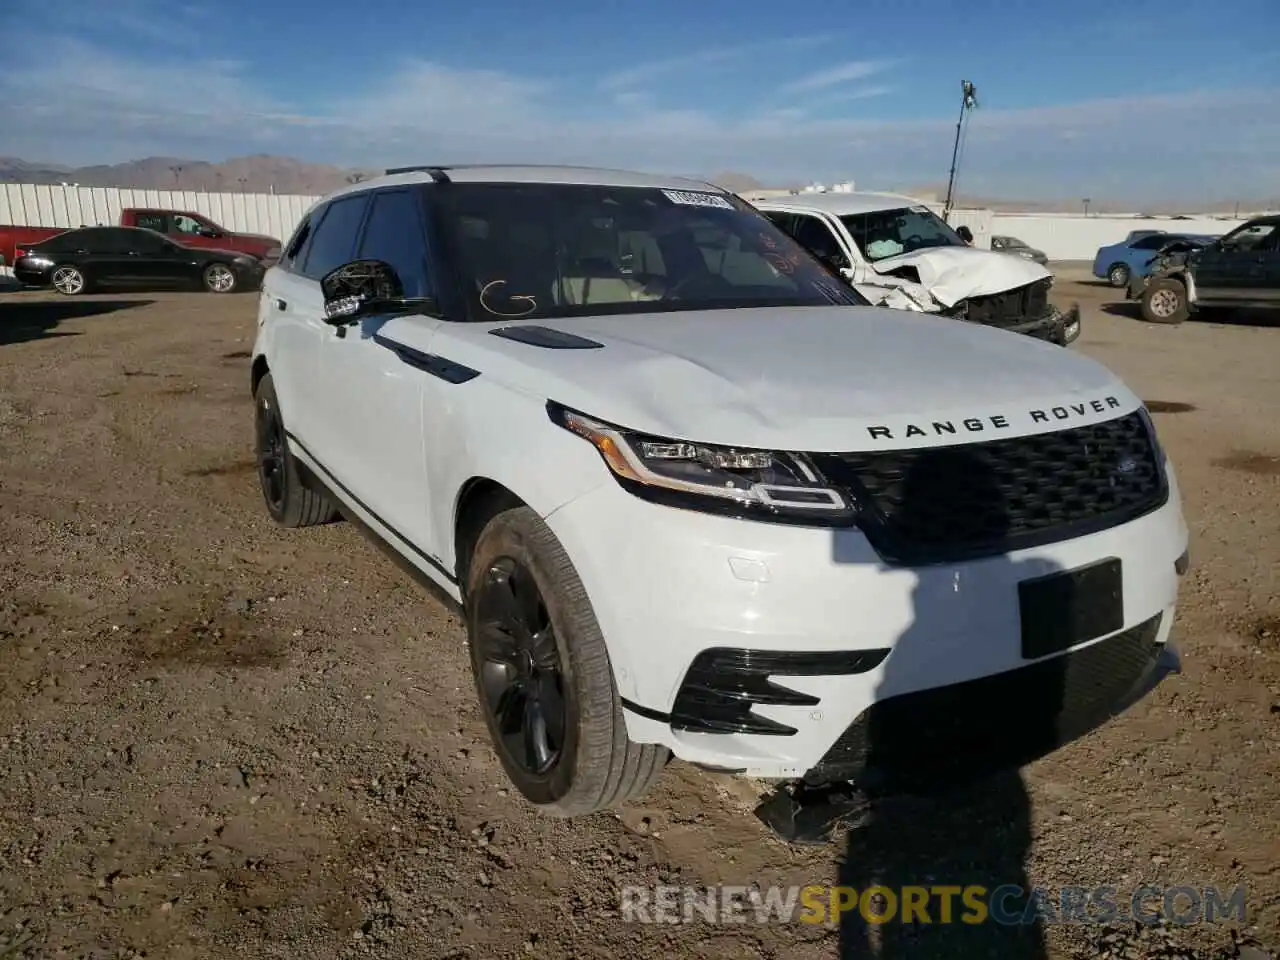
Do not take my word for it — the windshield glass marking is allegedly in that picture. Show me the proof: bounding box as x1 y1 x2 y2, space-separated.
480 279 539 317
438 183 867 321
661 189 735 209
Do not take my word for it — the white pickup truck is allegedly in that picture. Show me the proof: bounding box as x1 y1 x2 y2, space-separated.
751 192 1081 345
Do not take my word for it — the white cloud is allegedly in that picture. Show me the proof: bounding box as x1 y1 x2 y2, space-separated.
1 35 1277 204
781 60 895 94
598 35 834 92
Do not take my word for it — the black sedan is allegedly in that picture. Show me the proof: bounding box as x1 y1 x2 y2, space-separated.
13 225 265 295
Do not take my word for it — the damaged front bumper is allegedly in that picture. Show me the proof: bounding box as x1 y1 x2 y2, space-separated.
970 302 1081 346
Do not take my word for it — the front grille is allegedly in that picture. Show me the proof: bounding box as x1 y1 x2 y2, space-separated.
965 277 1052 328
815 411 1167 566
804 613 1165 789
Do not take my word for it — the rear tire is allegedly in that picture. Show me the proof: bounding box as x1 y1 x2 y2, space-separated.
465 506 668 816
203 263 237 294
1141 277 1189 325
1107 263 1130 288
253 372 337 527
51 265 86 296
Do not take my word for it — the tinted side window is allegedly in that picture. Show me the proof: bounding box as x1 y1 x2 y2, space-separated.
133 213 169 232
355 190 432 298
301 194 370 280
1132 235 1167 250
762 211 794 233
789 215 847 265
282 215 313 270
129 230 174 255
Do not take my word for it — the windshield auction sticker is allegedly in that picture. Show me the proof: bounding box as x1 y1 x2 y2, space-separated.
662 189 734 209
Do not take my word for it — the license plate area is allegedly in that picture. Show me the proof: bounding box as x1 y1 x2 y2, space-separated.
1019 557 1124 659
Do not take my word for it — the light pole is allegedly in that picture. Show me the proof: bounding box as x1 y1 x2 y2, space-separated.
942 80 978 222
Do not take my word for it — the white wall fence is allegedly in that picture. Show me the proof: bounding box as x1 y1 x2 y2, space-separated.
0 182 1264 268
0 183 317 247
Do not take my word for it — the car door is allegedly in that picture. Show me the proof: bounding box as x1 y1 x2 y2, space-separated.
1126 234 1168 275
1195 223 1277 301
314 187 442 558
1253 226 1280 303
765 211 859 280
78 228 139 285
124 229 192 285
268 192 371 477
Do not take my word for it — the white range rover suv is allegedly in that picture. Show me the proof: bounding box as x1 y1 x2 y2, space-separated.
251 165 1188 841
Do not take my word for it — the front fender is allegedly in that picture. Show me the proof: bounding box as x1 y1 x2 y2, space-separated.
424 379 611 574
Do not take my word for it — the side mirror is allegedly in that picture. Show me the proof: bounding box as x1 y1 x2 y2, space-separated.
197 226 222 238
321 259 408 324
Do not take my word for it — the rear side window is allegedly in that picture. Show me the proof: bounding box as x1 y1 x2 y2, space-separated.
355 190 432 298
1131 235 1167 250
281 216 313 269
133 212 169 232
301 194 370 280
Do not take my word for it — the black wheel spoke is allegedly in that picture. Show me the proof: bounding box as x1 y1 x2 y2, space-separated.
510 566 545 632
494 682 526 736
522 694 555 771
471 555 567 778
475 621 519 666
530 627 558 670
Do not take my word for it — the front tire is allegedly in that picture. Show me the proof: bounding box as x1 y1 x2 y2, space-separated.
1107 263 1131 288
465 506 668 816
253 372 337 527
203 263 238 294
1141 277 1189 324
51 265 86 296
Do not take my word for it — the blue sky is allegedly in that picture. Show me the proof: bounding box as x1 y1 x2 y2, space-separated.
1 0 1277 202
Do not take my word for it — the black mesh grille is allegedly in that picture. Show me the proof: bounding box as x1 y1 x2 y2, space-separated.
804 614 1166 789
965 277 1052 328
815 411 1167 565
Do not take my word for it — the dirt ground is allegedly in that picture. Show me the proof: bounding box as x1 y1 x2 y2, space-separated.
1 271 1277 960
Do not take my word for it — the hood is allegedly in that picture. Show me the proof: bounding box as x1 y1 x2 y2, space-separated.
425 305 1139 453
870 245 1052 308
234 232 280 245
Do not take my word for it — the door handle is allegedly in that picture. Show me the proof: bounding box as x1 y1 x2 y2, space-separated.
274 298 288 311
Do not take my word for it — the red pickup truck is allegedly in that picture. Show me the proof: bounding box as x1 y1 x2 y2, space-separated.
0 208 281 267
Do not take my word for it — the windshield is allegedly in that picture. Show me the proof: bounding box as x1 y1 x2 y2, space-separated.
838 206 967 262
436 183 866 321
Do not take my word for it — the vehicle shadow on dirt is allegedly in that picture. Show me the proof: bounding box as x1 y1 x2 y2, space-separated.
831 447 1069 959
0 298 156 346
1101 301 1280 327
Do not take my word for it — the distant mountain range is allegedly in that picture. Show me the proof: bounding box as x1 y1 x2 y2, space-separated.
0 155 1272 215
0 154 377 196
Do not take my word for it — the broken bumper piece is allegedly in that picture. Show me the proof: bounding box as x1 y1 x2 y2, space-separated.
983 303 1080 346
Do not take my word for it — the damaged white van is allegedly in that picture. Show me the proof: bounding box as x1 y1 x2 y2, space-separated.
752 192 1081 345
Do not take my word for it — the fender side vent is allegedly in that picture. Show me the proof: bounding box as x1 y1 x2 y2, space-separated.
489 325 604 350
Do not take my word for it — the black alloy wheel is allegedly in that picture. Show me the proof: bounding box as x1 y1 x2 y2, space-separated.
256 391 287 515
472 556 568 776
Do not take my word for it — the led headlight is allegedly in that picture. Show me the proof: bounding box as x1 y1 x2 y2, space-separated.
548 401 855 525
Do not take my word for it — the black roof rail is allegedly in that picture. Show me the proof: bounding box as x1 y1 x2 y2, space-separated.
383 166 451 182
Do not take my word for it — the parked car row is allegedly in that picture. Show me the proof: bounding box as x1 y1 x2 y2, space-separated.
0 206 280 267
10 225 266 295
1091 229 1220 288
1127 214 1280 324
247 164 1188 842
